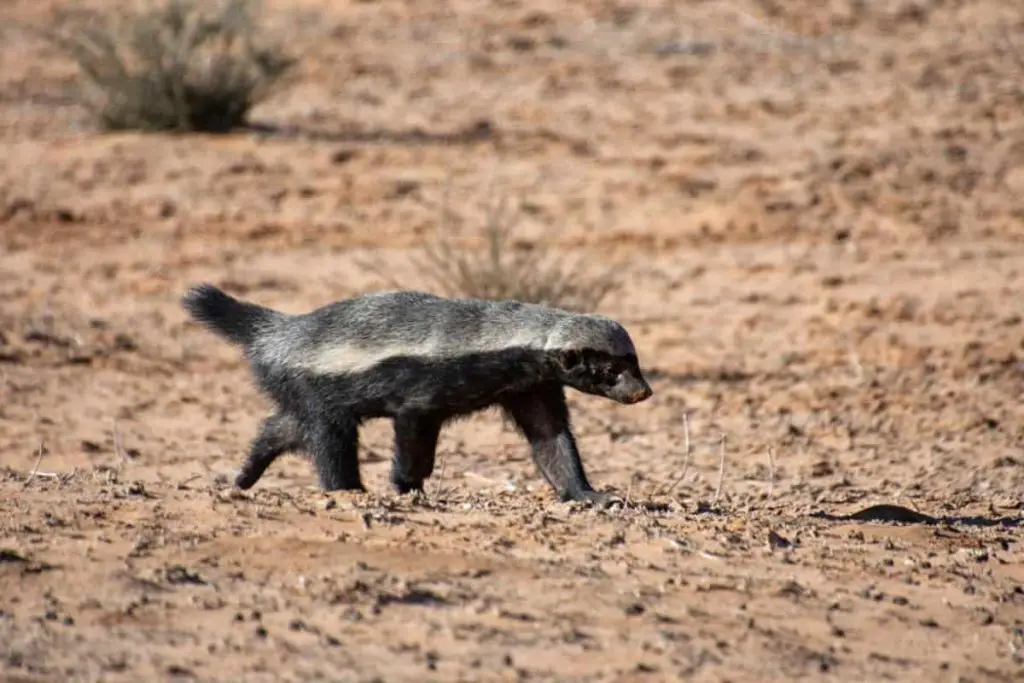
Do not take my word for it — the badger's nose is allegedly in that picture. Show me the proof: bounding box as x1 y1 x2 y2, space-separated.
625 382 653 404
614 375 653 404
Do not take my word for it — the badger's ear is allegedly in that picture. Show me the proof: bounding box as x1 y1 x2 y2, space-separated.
557 349 583 372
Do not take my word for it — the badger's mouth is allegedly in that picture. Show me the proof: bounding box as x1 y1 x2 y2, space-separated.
605 373 653 405
620 385 653 404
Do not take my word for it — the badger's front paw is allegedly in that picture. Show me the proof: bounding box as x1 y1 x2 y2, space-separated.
562 489 623 509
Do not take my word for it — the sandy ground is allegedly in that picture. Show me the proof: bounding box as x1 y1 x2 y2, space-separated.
2 0 1024 681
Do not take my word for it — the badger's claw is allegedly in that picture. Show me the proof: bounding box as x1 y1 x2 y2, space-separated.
563 489 623 509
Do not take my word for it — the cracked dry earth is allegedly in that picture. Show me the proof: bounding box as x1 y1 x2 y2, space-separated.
2 0 1024 681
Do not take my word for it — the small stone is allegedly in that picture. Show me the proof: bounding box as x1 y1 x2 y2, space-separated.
624 603 646 616
767 530 792 550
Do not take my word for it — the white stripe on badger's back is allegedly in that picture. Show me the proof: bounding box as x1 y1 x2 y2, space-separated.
268 291 636 377
298 340 446 376
296 329 552 376
288 295 558 377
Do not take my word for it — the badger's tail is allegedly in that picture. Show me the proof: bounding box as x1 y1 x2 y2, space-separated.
182 283 280 348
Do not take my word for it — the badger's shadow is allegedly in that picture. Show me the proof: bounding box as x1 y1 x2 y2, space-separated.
244 119 495 147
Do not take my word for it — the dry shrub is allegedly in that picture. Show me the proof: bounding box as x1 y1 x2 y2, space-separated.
35 0 295 132
362 193 622 313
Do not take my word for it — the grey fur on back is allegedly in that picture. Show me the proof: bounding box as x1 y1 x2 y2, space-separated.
253 290 638 376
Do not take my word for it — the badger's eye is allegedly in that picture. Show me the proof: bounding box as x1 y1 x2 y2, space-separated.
597 364 620 383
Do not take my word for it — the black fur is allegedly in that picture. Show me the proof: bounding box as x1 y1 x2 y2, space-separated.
182 284 652 504
182 283 280 347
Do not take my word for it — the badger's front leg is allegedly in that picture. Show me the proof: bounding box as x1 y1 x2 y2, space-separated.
502 385 618 506
390 413 444 494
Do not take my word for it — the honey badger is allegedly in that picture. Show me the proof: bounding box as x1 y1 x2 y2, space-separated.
182 284 653 505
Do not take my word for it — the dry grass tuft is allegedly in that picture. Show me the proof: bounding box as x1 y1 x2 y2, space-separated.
362 191 622 313
33 0 295 132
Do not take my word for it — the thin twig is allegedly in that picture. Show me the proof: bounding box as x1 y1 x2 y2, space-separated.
713 434 727 505
766 446 777 499
24 440 58 484
661 412 692 497
179 473 202 487
848 348 865 383
25 441 45 484
112 418 128 467
432 451 449 500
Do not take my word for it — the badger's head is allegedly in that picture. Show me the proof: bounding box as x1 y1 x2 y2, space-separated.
545 315 653 405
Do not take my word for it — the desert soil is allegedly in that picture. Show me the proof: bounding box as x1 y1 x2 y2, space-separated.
2 1 1024 681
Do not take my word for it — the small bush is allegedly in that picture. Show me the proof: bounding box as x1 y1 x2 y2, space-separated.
362 193 622 313
37 0 295 132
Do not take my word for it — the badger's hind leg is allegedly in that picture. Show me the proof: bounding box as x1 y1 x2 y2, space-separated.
303 413 365 492
390 413 443 494
236 412 302 489
501 385 617 506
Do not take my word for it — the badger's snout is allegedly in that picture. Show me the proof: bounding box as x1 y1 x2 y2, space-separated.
606 371 653 405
